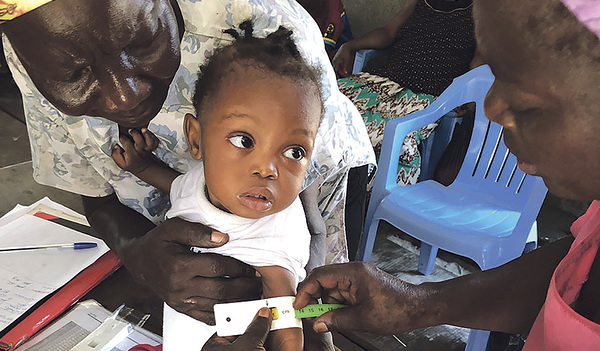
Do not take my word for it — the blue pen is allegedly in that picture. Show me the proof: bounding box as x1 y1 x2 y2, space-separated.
0 242 98 252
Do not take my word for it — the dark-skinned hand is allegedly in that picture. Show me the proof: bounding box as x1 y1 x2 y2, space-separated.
121 217 262 324
202 308 272 350
294 261 427 335
331 43 354 78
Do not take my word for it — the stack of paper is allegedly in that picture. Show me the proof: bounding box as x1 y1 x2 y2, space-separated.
0 198 109 337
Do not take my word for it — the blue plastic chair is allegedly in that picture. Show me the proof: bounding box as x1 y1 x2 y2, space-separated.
359 65 548 351
351 49 389 74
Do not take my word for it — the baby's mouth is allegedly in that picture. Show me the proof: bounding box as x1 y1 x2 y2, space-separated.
238 190 273 212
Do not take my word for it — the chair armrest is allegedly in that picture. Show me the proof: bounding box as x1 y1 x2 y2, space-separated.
351 49 389 74
377 104 450 192
374 65 495 193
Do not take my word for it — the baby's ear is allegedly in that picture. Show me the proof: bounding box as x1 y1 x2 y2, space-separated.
184 113 203 160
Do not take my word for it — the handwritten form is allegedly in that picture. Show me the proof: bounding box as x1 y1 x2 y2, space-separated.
0 198 109 332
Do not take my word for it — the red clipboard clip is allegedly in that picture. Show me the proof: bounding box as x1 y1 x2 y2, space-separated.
0 335 26 351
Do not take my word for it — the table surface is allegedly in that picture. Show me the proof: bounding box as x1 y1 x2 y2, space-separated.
82 266 164 336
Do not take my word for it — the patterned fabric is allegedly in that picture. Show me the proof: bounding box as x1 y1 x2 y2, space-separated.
0 0 54 23
338 72 437 187
366 0 475 96
3 0 375 264
309 0 353 59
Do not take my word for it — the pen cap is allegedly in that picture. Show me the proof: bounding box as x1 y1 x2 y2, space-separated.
74 242 98 250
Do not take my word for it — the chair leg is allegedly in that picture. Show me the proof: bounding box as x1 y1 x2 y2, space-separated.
465 329 490 351
359 219 380 262
523 221 538 254
418 242 438 275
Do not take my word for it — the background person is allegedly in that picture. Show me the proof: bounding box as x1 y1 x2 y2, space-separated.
336 0 476 186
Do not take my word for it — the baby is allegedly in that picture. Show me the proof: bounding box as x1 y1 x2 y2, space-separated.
111 21 325 350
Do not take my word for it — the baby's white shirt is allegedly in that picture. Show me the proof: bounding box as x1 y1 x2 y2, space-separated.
162 162 310 351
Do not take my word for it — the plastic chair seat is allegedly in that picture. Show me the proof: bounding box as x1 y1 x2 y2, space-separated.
389 181 519 234
376 180 525 269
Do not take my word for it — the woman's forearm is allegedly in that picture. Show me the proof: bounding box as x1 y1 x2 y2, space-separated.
343 0 417 52
419 236 573 334
342 27 397 52
82 193 156 257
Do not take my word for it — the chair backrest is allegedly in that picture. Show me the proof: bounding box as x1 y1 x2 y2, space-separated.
448 80 545 214
371 65 547 234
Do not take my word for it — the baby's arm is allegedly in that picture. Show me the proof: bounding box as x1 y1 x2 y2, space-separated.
111 128 181 194
254 266 303 351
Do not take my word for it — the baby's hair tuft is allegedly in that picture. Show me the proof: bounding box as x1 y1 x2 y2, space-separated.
193 20 323 118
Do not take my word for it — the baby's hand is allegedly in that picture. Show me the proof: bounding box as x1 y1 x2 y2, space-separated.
112 128 160 175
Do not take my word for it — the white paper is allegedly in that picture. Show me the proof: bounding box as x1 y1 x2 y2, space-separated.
19 300 162 351
0 200 109 332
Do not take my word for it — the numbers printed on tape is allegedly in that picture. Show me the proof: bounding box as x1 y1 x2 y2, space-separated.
293 304 346 318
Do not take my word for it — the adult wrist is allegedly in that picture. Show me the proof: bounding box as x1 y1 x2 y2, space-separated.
394 281 445 331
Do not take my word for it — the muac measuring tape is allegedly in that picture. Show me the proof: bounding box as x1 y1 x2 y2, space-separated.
214 296 346 336
292 303 346 319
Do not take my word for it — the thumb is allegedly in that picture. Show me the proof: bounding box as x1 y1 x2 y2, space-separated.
233 308 272 349
313 307 362 333
206 230 229 248
164 217 230 249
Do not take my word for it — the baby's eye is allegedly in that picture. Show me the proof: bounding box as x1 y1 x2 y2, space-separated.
229 135 254 149
283 147 306 161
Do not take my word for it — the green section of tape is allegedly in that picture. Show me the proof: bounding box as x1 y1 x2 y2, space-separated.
293 304 346 318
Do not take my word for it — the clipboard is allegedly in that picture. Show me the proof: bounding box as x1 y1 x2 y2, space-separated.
0 199 122 350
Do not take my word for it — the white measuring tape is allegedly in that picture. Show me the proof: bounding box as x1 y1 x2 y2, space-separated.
214 296 345 337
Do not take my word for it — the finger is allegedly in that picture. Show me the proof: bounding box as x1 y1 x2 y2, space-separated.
294 272 331 309
313 306 364 333
119 134 136 154
141 128 160 150
111 144 126 165
184 308 217 325
202 334 239 349
128 128 147 154
164 218 230 248
202 332 231 347
233 308 271 349
183 272 262 300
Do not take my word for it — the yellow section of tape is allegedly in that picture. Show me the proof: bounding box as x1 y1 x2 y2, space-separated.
270 307 279 320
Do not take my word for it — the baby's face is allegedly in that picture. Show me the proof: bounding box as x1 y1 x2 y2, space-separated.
196 67 321 219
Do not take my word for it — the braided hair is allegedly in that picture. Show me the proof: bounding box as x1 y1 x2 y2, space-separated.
192 20 323 118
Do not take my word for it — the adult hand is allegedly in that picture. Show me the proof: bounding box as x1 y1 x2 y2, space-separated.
294 261 428 335
331 43 354 78
202 308 272 350
121 217 262 324
303 319 335 351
